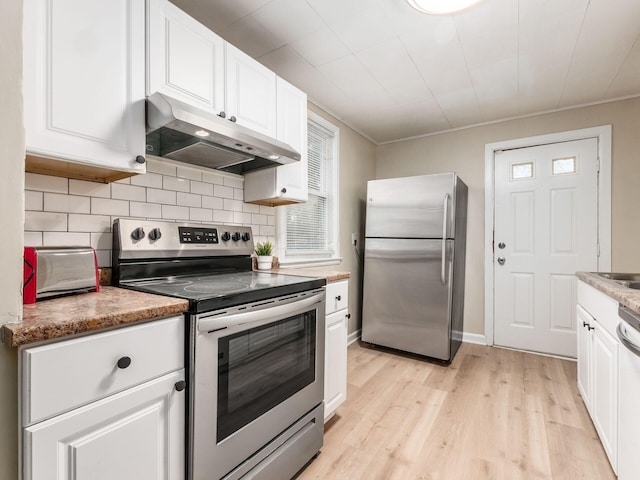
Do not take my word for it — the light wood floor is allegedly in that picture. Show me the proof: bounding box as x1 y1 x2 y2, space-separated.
298 342 615 480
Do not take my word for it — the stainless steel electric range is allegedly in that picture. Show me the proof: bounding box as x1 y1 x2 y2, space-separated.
112 219 326 480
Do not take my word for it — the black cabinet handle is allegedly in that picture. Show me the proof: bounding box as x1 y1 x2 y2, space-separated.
175 380 187 392
336 295 341 301
117 356 131 369
281 188 287 194
346 313 351 319
135 155 146 164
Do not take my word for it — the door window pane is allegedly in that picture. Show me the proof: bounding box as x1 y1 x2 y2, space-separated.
512 162 534 180
552 157 576 175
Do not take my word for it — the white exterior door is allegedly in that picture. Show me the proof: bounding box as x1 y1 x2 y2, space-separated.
494 139 599 357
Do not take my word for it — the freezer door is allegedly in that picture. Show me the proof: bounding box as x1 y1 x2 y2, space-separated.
361 238 453 360
365 173 459 239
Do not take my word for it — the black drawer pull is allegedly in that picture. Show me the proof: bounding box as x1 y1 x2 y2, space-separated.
117 356 131 369
336 295 341 301
346 313 351 319
175 380 187 392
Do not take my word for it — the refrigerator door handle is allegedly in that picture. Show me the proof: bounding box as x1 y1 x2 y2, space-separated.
441 193 449 285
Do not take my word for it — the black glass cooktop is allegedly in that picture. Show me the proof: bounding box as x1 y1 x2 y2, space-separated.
123 271 326 313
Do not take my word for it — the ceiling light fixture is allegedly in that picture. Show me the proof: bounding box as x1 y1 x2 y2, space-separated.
406 0 483 15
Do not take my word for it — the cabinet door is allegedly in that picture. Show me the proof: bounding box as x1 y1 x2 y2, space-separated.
24 371 186 480
324 310 347 421
592 323 618 472
147 0 224 114
275 77 308 202
225 43 277 137
576 305 593 411
23 0 146 173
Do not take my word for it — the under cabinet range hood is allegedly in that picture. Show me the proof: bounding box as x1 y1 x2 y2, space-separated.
145 93 300 175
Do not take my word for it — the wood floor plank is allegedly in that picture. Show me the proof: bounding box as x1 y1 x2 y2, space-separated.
297 342 615 480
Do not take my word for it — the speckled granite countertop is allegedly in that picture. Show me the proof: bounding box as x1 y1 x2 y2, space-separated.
577 272 640 314
264 268 350 282
2 287 189 348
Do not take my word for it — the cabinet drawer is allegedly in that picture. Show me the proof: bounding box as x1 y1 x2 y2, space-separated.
325 280 348 315
22 316 184 426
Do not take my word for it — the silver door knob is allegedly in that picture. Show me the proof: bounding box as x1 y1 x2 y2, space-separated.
498 242 506 249
497 257 506 265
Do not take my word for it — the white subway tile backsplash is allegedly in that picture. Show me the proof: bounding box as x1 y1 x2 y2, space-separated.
91 198 129 216
177 192 201 208
214 185 234 199
69 179 110 198
190 208 213 222
260 225 275 236
68 214 111 233
202 196 223 210
177 166 202 181
162 205 190 220
115 177 131 184
25 191 43 211
243 203 260 214
251 214 267 225
191 181 214 196
111 183 146 202
213 210 234 223
163 176 190 192
44 193 90 214
25 211 67 232
202 171 224 185
130 172 163 189
234 212 252 224
130 202 162 219
43 231 91 246
147 188 176 205
91 232 112 250
23 159 279 273
224 199 243 212
146 158 177 176
26 173 68 194
223 176 244 189
24 232 43 246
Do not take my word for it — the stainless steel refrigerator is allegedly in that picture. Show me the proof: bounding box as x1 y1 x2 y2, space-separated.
361 173 468 362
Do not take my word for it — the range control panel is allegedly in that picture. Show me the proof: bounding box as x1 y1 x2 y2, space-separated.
114 219 254 259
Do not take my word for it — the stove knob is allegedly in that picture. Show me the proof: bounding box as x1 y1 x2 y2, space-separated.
221 232 231 242
242 232 251 242
131 227 145 241
232 232 241 241
148 228 162 241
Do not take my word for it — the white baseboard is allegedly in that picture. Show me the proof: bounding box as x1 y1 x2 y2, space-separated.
347 329 361 346
462 332 487 345
349 330 485 346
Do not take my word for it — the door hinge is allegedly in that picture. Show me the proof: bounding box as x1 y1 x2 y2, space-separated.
597 243 601 257
596 158 601 173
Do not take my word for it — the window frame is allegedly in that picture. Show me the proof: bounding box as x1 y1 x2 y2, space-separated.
277 111 340 267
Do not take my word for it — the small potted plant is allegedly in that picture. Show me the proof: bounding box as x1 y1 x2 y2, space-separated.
254 241 274 270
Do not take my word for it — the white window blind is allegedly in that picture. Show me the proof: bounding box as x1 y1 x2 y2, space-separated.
283 114 339 261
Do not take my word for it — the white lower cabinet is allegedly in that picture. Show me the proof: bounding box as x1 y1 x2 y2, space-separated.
24 371 185 480
324 280 349 422
576 280 618 473
21 316 186 480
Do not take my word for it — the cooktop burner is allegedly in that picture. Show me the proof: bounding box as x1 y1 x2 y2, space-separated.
124 271 326 313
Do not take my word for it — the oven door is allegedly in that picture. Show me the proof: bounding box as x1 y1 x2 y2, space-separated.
190 289 325 480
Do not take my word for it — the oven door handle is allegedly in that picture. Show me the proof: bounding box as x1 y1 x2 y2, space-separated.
198 292 325 333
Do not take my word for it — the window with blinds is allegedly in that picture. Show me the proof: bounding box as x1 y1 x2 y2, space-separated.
281 112 339 261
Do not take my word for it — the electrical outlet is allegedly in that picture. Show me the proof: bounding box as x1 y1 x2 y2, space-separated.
351 233 357 245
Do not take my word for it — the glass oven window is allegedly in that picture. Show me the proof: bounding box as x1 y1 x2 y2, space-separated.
217 311 316 442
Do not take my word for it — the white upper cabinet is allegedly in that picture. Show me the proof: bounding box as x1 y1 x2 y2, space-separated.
23 0 146 179
225 43 277 138
147 0 225 114
243 78 308 205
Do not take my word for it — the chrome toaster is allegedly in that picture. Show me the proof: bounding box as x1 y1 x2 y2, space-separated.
23 247 100 304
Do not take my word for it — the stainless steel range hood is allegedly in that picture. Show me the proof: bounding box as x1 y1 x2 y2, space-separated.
145 93 300 175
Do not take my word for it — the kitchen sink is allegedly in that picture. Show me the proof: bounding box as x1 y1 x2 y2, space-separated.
596 272 640 282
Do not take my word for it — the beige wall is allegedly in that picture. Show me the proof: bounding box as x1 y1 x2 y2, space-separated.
377 97 640 336
307 103 377 335
0 0 24 478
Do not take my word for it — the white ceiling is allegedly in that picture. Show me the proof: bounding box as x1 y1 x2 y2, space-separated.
171 0 640 144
